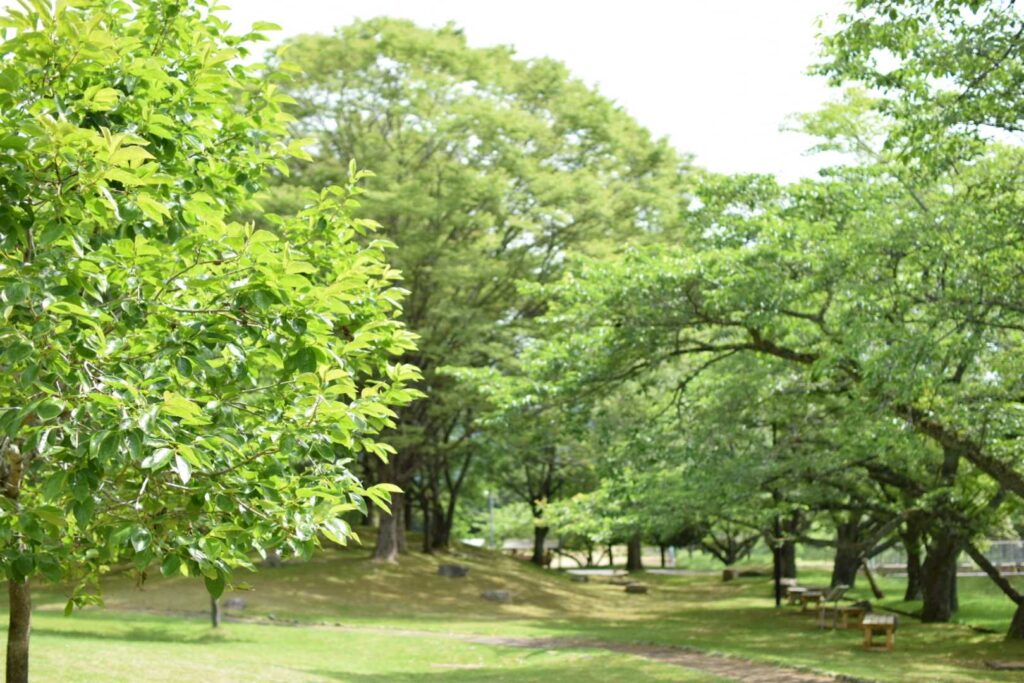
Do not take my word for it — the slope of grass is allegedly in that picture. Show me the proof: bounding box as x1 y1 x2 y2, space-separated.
10 537 1024 682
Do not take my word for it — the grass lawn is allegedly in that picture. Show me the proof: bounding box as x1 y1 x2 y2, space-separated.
5 538 1024 682
23 610 722 682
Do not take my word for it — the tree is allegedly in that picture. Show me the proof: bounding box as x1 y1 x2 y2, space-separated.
269 18 687 558
0 2 419 679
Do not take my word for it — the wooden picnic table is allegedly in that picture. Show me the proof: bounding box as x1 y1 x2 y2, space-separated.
861 613 897 651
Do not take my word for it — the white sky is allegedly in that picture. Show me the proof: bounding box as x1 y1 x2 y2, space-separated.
221 0 849 181
6 0 850 181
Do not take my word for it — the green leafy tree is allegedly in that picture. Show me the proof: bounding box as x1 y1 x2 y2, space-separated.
268 18 687 559
0 1 419 678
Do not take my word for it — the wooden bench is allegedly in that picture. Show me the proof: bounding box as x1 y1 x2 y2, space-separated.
785 586 807 605
862 613 897 651
818 604 867 629
801 584 847 612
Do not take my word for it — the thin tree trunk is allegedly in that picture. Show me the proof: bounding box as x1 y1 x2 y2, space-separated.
374 491 404 562
626 536 644 572
420 495 432 553
659 545 666 568
964 541 1024 640
531 525 549 566
608 544 614 567
396 491 408 554
6 579 30 683
210 595 221 628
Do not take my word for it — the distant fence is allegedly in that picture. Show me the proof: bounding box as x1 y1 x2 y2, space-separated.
869 540 1024 574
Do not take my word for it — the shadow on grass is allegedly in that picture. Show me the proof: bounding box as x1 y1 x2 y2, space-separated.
300 664 707 682
28 625 242 646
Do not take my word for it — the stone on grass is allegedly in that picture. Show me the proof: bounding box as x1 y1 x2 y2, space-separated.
722 569 737 582
625 583 648 594
481 590 512 603
438 564 469 578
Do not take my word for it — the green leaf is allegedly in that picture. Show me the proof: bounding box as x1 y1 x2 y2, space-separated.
160 554 182 577
83 86 120 111
4 342 32 364
130 527 151 553
161 392 210 425
3 282 29 305
204 573 226 600
320 517 350 546
173 454 192 484
141 447 174 470
35 400 64 421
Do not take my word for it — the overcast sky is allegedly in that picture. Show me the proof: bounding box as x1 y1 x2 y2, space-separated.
5 0 850 181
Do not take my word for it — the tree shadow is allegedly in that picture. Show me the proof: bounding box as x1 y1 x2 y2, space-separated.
29 625 244 646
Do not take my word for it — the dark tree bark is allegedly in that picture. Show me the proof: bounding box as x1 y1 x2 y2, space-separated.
659 545 666 568
1009 604 1024 641
902 518 925 601
374 491 405 562
920 532 960 622
531 525 550 566
829 519 864 588
626 536 644 572
781 540 798 579
964 541 1024 640
608 544 614 567
920 444 962 622
831 545 861 588
7 579 30 683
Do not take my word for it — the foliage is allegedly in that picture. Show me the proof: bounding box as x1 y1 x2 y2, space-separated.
269 18 689 551
0 0 419 610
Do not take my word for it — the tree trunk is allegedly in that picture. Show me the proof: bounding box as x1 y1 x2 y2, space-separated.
904 533 924 601
210 595 221 628
531 525 549 566
1008 603 1024 641
396 491 408 554
608 544 614 567
659 545 666 568
6 579 30 683
781 539 797 579
626 536 644 572
831 521 861 588
404 493 414 534
428 500 452 552
420 495 432 553
831 545 860 588
921 533 960 622
781 511 801 579
373 491 405 562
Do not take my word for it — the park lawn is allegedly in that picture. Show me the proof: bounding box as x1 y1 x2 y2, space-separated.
19 609 724 683
10 542 1024 683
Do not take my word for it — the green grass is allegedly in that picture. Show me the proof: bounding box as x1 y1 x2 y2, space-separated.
23 610 721 682
7 538 1024 682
